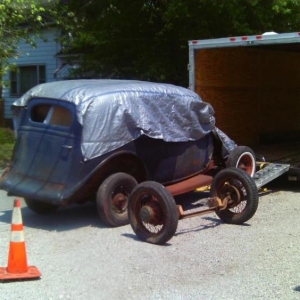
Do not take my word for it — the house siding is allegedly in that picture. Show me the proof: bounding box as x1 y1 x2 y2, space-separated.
2 27 63 120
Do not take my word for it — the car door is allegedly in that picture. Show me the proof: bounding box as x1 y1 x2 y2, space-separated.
14 98 83 186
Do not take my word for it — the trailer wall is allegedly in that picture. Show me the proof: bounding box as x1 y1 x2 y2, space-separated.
194 46 300 146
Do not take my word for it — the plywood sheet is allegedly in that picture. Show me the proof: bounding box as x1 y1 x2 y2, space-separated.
194 46 300 146
199 88 258 145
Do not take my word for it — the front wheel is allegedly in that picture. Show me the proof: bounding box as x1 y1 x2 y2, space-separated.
128 181 178 245
211 167 259 224
97 172 138 227
24 198 59 214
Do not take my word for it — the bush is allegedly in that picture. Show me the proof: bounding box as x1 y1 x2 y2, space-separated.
0 128 15 169
0 127 15 144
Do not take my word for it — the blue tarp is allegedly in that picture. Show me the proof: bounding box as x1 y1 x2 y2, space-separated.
13 79 232 160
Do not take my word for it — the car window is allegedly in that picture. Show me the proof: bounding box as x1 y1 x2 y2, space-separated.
31 104 72 127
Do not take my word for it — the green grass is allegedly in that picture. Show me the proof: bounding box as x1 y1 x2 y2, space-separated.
0 128 15 169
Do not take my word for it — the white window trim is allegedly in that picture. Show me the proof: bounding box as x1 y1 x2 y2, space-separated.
10 64 46 97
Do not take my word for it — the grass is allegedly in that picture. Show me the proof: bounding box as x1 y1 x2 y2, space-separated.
0 127 15 169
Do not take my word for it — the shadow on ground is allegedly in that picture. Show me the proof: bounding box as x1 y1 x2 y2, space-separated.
294 286 300 292
0 173 298 233
0 202 108 232
263 174 300 192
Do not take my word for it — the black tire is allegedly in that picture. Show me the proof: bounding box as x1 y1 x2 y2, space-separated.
226 146 256 177
24 198 59 214
97 172 138 227
128 181 178 245
211 167 259 224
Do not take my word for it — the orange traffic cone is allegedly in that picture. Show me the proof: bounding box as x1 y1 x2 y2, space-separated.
0 199 41 281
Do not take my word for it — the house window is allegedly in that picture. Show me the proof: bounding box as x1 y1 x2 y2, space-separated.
10 65 46 97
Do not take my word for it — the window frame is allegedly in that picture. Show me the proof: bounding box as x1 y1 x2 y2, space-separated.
30 103 73 128
10 65 46 97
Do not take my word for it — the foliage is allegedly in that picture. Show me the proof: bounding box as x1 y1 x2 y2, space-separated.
2 1 300 86
0 0 57 79
0 128 15 168
56 0 300 86
0 127 15 144
0 143 14 168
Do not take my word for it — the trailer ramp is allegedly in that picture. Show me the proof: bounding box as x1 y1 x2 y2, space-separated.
254 163 290 189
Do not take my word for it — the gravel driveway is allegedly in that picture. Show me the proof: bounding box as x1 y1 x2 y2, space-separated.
0 177 299 300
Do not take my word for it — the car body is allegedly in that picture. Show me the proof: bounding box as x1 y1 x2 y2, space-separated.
0 79 250 226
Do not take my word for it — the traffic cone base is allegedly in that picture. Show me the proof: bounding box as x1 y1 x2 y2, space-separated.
0 266 41 281
0 199 41 281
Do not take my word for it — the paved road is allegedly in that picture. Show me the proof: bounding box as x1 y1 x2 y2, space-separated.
0 177 300 299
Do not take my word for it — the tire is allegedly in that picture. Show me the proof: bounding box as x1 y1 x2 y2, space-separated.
226 146 256 177
128 181 178 245
211 167 259 224
24 198 59 214
97 172 138 227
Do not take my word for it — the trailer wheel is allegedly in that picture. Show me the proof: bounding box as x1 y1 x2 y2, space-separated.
97 172 138 227
24 198 59 214
226 146 256 177
211 167 259 224
128 181 178 245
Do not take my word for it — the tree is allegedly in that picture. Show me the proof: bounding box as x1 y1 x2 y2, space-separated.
57 0 300 86
0 0 57 80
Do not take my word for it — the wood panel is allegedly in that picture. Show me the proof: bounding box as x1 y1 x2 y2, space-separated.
195 47 261 89
195 46 300 146
260 50 300 88
199 88 258 145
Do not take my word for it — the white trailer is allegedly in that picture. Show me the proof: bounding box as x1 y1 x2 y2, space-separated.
188 31 300 182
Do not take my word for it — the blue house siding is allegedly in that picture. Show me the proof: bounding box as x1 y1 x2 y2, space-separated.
2 27 63 120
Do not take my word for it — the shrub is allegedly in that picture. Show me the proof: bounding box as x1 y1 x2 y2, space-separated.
0 128 15 169
0 127 15 144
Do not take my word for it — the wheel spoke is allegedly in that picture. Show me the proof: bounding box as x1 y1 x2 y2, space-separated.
142 222 164 234
137 194 165 235
228 200 246 213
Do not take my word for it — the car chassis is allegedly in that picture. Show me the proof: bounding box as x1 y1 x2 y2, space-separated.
128 164 258 245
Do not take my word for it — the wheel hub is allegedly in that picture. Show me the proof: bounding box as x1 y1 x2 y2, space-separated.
139 202 163 225
112 193 127 211
221 184 242 207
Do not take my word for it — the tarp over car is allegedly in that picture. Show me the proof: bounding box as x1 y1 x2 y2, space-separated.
13 79 217 160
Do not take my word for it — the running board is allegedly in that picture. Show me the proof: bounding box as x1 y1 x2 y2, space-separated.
254 163 290 188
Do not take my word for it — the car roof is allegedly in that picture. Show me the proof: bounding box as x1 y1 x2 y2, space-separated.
14 79 216 160
14 79 198 106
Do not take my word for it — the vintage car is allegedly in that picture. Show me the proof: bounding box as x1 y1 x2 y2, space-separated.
0 80 258 244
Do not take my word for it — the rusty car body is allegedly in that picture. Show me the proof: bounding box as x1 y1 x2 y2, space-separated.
0 80 258 243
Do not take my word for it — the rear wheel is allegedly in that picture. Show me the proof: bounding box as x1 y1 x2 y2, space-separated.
97 172 138 227
226 146 256 177
24 198 59 214
128 181 178 245
211 167 259 224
